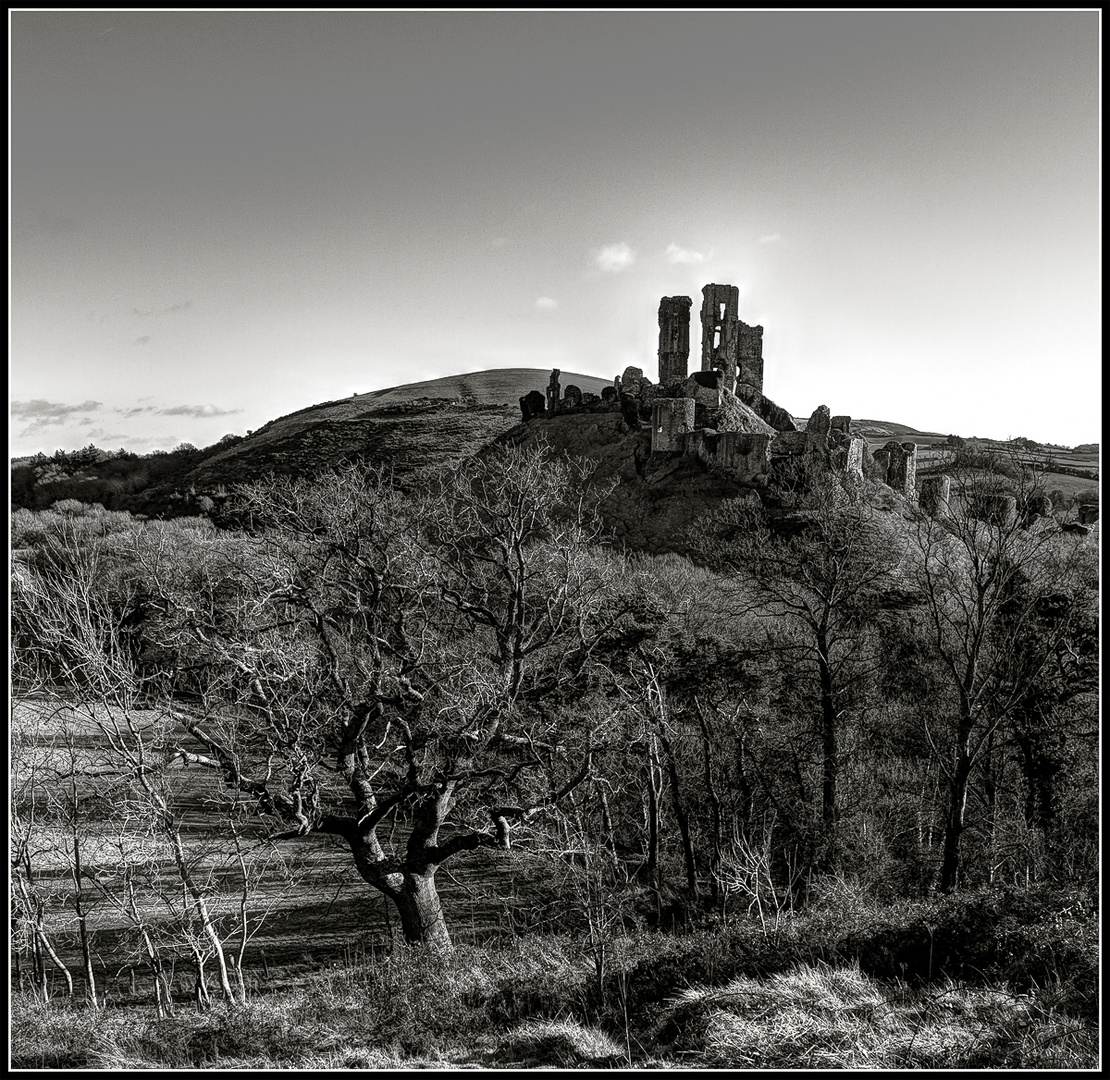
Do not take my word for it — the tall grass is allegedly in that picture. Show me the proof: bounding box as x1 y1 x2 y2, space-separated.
11 886 1098 1069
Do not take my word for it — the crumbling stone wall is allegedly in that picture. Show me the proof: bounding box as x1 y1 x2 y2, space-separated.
918 474 951 517
736 319 764 397
546 369 561 414
829 436 864 480
700 283 740 393
687 429 771 484
657 295 692 389
651 398 696 454
875 440 917 501
827 416 863 480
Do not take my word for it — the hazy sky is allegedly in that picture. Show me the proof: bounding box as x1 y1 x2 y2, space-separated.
10 10 1100 456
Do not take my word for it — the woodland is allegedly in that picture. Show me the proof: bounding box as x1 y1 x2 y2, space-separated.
9 441 1100 1068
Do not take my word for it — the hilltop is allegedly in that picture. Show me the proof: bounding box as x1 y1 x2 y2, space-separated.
10 368 1098 525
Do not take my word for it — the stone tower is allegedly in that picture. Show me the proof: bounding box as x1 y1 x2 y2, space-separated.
700 283 739 393
736 319 764 397
657 295 692 388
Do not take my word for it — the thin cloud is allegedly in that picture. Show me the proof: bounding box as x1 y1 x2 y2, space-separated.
490 236 512 249
113 402 241 419
133 300 193 317
12 398 103 422
534 297 558 312
156 403 242 418
666 243 706 265
757 233 784 245
594 242 635 273
135 336 151 346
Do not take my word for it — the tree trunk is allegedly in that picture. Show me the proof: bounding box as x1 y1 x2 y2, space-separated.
816 629 839 834
644 739 664 921
69 793 98 1008
596 781 621 876
982 730 998 885
657 726 698 901
392 871 452 952
16 873 73 1000
166 824 238 1004
694 703 724 902
939 747 974 893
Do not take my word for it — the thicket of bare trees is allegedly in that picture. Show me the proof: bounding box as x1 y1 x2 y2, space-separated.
10 444 1098 1010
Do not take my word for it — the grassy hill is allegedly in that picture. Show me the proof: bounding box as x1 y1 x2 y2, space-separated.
11 369 1098 517
186 369 614 489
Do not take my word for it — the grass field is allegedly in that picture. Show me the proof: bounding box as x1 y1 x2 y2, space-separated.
858 433 1099 510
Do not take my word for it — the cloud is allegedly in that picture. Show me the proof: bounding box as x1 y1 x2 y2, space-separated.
534 297 558 312
156 403 242 418
12 398 103 423
133 300 193 317
490 236 512 249
135 336 151 346
112 402 242 419
757 233 784 245
665 243 706 265
594 242 635 273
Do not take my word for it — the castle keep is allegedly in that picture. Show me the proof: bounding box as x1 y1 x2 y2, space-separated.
520 282 920 505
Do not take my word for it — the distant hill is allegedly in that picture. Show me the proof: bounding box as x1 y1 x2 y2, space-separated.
186 369 613 490
11 369 1097 520
853 420 946 441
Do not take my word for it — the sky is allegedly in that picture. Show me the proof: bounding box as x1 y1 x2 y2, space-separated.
10 10 1101 457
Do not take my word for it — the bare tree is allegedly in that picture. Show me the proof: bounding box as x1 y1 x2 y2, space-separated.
12 514 248 1004
910 453 1095 892
118 449 623 950
692 465 904 865
10 714 75 1002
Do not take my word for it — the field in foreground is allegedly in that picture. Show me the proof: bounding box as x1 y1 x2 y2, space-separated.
12 888 1098 1070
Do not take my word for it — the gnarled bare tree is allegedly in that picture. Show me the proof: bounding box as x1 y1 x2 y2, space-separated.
126 448 623 950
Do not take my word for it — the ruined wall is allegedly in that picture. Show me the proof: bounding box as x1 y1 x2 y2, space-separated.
736 319 764 397
546 369 561 413
687 429 771 485
827 416 864 480
918 475 951 516
886 441 917 501
657 295 692 389
651 398 696 453
872 440 917 501
519 389 546 421
700 283 740 393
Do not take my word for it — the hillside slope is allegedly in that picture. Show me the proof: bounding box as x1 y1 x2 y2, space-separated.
188 369 612 488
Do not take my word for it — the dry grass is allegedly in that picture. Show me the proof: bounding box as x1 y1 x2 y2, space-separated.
663 961 1097 1069
498 1018 627 1067
13 946 1097 1070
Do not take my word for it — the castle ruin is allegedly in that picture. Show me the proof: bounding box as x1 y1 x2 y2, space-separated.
519 282 938 509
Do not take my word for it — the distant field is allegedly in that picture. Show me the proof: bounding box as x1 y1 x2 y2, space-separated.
855 428 1098 509
11 697 593 1003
